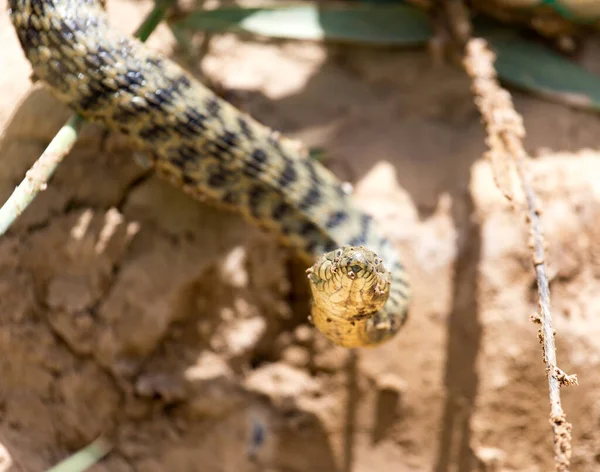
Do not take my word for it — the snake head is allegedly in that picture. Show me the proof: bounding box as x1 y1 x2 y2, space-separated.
307 245 391 316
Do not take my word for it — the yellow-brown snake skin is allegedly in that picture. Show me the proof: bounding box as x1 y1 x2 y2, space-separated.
8 0 411 348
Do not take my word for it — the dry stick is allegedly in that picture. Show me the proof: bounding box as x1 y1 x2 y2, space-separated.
463 38 577 472
0 0 175 237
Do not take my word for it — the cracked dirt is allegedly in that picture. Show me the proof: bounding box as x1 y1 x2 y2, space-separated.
3 1 600 471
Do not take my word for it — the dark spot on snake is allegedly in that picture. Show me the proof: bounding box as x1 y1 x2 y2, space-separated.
214 131 238 161
179 112 209 138
139 125 169 142
350 321 356 326
157 87 175 102
85 53 102 70
168 156 185 169
326 210 348 229
241 166 258 180
327 318 333 323
112 108 137 124
243 148 268 176
79 79 118 111
299 184 321 211
251 149 267 164
58 19 75 42
172 74 191 90
95 48 116 68
24 25 41 47
207 168 234 188
222 191 239 205
248 185 266 218
278 158 297 188
238 117 254 140
304 158 321 184
272 201 292 220
205 97 221 117
145 88 173 109
126 69 145 87
178 145 198 163
278 222 292 236
182 107 208 133
138 125 160 142
299 221 319 238
181 174 196 186
30 0 46 16
351 265 363 275
146 57 163 68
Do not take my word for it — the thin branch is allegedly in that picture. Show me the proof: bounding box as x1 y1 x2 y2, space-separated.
463 37 577 472
0 115 83 235
0 0 175 236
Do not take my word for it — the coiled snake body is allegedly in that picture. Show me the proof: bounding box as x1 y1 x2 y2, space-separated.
9 0 411 348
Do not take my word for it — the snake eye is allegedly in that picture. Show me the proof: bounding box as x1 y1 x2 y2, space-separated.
374 258 379 265
336 249 342 258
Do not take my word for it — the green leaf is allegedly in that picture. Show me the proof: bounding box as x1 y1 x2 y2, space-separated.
480 25 600 111
170 3 600 112
172 4 432 45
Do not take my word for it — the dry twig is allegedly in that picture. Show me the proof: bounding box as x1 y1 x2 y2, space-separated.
463 38 577 472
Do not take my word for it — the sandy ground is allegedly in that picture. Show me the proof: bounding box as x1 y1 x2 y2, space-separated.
2 1 600 471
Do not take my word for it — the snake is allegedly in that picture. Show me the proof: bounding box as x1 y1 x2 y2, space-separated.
8 0 411 348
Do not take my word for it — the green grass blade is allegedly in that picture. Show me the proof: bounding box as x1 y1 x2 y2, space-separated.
45 438 112 472
172 4 432 45
135 0 177 41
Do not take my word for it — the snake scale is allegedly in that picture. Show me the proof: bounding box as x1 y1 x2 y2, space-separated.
8 0 411 348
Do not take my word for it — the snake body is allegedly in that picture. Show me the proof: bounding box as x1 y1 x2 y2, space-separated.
8 0 411 348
